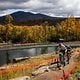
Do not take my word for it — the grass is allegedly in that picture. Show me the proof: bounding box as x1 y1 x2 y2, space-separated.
67 65 80 80
0 67 35 80
67 55 80 80
0 53 56 80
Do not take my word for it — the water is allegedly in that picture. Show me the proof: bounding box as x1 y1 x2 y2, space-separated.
0 46 55 66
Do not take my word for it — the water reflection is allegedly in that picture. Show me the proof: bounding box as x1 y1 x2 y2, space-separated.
0 47 55 66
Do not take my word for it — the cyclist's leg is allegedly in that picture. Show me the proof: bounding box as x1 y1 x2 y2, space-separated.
62 50 66 66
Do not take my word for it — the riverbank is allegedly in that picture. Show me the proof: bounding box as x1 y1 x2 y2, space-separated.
0 41 80 48
0 48 79 80
0 52 56 70
0 52 57 80
0 47 79 69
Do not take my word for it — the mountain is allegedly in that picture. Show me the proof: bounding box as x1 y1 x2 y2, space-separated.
0 11 67 25
11 11 53 20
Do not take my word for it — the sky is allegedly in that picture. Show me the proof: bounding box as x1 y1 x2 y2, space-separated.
0 0 80 17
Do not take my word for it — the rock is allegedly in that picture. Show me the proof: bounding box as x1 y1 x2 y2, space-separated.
49 62 61 70
10 76 30 80
35 63 47 69
32 66 50 76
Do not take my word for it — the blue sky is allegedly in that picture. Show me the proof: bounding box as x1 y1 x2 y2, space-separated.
0 0 80 17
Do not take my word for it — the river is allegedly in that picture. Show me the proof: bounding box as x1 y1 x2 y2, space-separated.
0 46 55 66
0 42 80 66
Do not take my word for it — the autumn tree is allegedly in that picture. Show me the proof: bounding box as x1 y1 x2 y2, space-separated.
56 16 80 41
4 15 13 42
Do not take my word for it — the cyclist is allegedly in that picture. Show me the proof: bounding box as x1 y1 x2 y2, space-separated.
56 39 67 67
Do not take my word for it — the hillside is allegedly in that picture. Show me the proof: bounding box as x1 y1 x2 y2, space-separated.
0 11 80 26
0 11 65 26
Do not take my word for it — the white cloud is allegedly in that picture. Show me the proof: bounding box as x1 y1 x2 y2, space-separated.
19 0 53 10
0 0 80 17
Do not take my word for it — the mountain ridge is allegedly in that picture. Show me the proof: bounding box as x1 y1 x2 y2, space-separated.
0 11 79 26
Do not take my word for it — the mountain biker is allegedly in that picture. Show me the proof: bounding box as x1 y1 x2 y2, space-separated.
56 39 67 67
65 45 72 64
59 43 67 66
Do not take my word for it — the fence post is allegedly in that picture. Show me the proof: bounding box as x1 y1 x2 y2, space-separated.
62 69 66 80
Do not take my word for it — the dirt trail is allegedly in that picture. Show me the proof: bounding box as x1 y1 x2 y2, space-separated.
32 49 80 80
